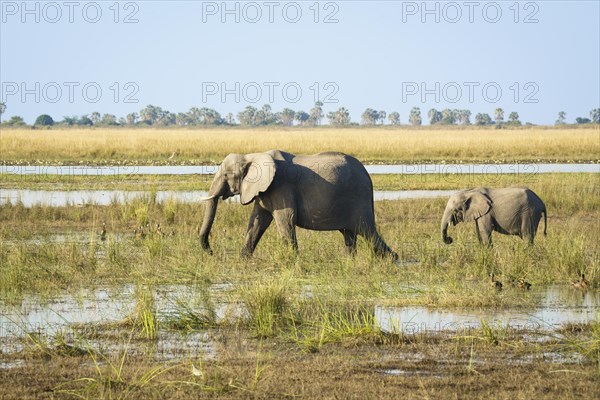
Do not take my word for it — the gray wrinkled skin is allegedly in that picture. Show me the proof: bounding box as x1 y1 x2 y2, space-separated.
199 150 398 260
441 187 547 245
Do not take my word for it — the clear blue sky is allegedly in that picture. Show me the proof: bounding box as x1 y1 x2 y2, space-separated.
1 0 599 124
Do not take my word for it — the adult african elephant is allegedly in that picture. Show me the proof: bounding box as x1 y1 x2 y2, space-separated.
441 187 547 245
199 150 398 260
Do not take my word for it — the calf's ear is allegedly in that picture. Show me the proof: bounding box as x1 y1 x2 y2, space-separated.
464 192 492 221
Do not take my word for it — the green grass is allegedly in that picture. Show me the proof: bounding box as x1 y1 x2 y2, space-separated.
1 171 597 194
0 173 597 308
239 278 290 338
0 205 597 307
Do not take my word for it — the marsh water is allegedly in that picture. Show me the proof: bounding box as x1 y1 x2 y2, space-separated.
0 189 459 207
2 162 597 207
0 284 231 361
1 163 598 176
1 163 598 372
1 284 597 361
376 287 599 334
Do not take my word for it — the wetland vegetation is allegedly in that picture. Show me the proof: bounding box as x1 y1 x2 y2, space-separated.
0 128 598 398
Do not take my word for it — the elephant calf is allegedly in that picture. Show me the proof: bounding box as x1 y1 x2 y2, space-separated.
441 187 547 245
199 150 398 260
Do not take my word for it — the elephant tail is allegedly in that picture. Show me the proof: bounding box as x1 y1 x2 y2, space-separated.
542 208 547 235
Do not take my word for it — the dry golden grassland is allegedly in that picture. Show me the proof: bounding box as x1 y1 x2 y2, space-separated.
1 126 598 164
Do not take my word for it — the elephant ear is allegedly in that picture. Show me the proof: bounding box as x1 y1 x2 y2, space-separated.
464 192 492 221
240 153 276 205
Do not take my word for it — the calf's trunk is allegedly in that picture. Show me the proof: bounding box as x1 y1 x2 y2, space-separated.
441 206 454 244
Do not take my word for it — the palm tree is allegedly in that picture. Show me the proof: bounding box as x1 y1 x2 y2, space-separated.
475 113 492 125
255 104 274 125
457 109 471 125
126 112 138 125
101 114 117 125
388 112 400 125
139 105 162 125
186 107 201 125
295 111 309 126
326 111 336 125
440 109 455 125
309 101 324 126
428 108 441 125
328 107 351 126
337 108 351 125
205 108 223 125
494 108 504 124
281 108 296 126
79 115 93 126
237 106 257 126
361 108 378 125
508 112 520 125
176 113 189 126
408 107 422 126
591 109 600 124
90 112 101 125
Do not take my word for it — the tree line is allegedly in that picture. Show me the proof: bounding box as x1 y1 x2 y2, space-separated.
0 101 598 127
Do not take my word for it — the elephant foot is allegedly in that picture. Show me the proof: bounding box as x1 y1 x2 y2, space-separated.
199 235 213 255
200 242 213 255
240 247 254 259
344 248 357 257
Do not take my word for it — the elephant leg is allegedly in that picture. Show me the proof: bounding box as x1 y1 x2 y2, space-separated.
359 227 398 260
340 229 357 256
527 234 535 245
474 220 483 243
476 220 492 246
273 209 298 251
241 204 273 257
521 221 535 244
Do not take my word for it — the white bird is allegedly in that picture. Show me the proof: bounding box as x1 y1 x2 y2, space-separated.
191 363 203 377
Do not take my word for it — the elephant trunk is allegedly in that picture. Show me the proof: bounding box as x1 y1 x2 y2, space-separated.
199 169 225 255
199 197 218 254
441 206 454 244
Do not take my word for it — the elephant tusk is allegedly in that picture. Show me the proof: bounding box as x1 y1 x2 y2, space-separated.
199 194 217 202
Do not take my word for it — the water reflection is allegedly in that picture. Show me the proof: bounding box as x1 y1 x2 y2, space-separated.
1 284 597 351
0 284 227 360
0 189 457 207
375 286 599 333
